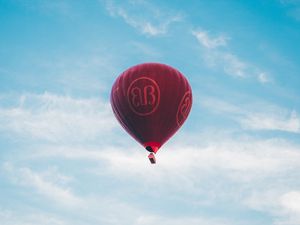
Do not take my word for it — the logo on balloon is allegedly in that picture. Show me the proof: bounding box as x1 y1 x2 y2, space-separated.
177 91 192 126
127 77 160 116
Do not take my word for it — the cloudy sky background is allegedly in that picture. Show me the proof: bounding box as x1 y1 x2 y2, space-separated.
1 0 300 224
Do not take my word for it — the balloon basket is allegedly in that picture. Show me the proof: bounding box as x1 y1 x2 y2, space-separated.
148 153 156 164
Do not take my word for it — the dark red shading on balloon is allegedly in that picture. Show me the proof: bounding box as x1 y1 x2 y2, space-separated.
110 62 192 157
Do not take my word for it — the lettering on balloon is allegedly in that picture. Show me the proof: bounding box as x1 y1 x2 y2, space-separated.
176 91 192 126
127 77 160 116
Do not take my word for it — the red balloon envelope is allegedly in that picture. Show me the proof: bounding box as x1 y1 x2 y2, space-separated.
110 63 192 163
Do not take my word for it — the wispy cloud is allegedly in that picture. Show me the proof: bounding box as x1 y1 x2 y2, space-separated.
204 51 248 78
7 127 300 225
192 30 229 49
1 157 240 225
3 163 81 207
280 191 300 214
278 191 300 225
0 93 117 143
201 97 300 133
101 138 300 225
104 0 182 36
192 29 270 82
27 135 300 224
244 189 300 225
258 72 271 83
29 137 300 187
240 109 300 133
134 215 231 225
0 209 68 225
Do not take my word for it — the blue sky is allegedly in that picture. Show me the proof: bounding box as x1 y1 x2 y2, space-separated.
1 0 300 224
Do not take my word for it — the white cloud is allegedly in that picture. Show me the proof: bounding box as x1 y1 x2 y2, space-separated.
201 97 300 133
243 190 300 225
0 175 235 225
25 135 300 225
0 92 117 143
192 30 228 49
220 52 247 78
192 29 270 81
258 72 270 83
29 137 300 187
104 0 182 36
240 110 300 133
7 130 300 225
134 214 231 225
198 48 247 78
3 162 82 207
0 209 68 225
280 191 300 213
107 139 300 180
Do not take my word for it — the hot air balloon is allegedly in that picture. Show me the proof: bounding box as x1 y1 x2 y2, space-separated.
110 63 192 164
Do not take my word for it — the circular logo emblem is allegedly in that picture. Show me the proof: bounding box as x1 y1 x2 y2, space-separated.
176 91 192 126
127 77 160 116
